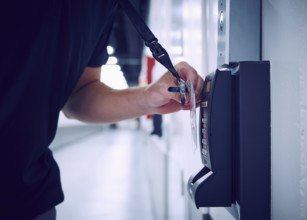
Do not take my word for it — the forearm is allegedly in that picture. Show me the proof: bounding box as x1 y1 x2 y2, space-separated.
63 81 152 124
63 62 203 124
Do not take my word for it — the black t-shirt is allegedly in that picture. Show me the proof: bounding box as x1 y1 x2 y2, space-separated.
0 1 118 219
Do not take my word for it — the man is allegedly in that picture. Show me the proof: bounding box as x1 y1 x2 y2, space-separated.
0 1 204 219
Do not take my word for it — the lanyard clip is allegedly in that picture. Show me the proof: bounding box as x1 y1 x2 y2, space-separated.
145 39 181 81
145 39 166 60
168 79 188 106
178 78 187 106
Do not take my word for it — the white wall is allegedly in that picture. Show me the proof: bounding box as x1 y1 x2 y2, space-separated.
147 0 307 219
147 0 208 219
262 0 307 219
147 0 234 219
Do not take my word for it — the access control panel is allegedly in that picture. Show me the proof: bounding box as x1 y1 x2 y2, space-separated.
199 71 233 172
188 67 233 208
188 61 271 220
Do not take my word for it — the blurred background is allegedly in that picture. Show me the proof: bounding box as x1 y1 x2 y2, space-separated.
50 0 307 219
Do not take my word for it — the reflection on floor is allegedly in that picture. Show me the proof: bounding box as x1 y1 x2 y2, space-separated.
52 120 155 220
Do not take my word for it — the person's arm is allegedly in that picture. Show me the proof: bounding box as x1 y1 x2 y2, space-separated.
62 61 204 123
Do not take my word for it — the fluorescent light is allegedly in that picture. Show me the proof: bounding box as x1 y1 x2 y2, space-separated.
106 56 118 65
107 45 115 55
100 65 128 90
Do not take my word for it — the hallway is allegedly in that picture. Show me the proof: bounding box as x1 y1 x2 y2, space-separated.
52 121 155 220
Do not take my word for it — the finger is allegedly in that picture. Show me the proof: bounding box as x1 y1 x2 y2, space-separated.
186 76 204 106
162 71 186 104
177 62 198 82
173 61 205 107
194 75 204 103
157 99 184 114
176 62 201 95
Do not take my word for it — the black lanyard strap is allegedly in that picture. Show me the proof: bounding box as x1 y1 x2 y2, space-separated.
117 0 187 105
118 0 181 82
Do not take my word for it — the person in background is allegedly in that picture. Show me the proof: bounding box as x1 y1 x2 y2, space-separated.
146 56 163 137
0 1 204 219
108 0 150 129
109 0 150 88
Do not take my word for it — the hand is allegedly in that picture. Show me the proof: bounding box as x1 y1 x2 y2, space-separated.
144 61 204 114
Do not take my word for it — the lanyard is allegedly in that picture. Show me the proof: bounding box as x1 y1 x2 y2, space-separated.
118 0 187 105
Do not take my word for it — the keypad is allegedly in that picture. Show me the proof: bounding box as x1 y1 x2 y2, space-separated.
200 80 212 167
201 109 208 161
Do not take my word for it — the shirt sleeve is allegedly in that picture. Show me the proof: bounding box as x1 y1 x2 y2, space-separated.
87 17 114 67
87 46 109 67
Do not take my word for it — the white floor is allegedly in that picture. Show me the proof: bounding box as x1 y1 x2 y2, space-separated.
52 120 155 220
